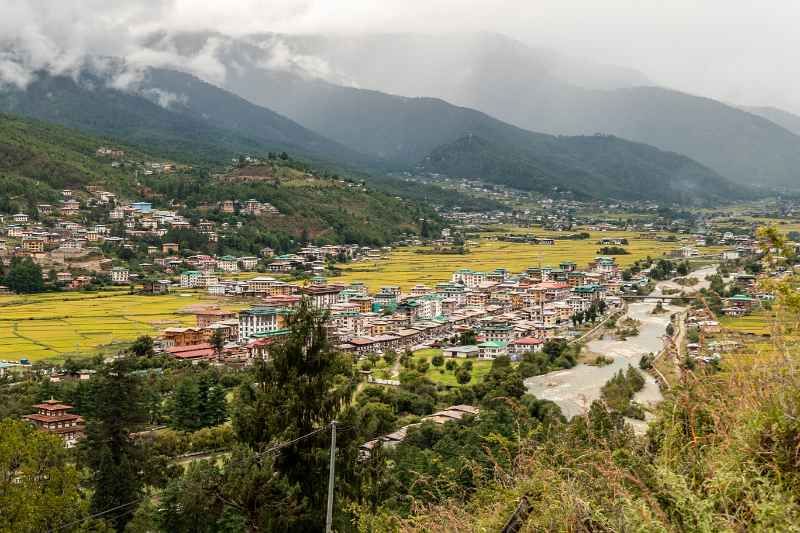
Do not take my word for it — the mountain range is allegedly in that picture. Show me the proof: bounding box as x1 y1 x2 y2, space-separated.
0 65 744 204
179 31 800 189
0 68 364 169
3 30 795 203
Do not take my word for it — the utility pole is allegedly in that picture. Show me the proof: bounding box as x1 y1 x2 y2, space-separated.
325 420 337 533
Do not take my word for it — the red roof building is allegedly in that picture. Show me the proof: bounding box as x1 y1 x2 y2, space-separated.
510 336 545 354
166 343 216 361
23 399 84 447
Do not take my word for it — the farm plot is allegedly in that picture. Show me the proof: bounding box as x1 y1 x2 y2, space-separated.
0 291 223 362
334 229 720 291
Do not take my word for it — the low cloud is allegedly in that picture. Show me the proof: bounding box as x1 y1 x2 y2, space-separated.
0 0 798 113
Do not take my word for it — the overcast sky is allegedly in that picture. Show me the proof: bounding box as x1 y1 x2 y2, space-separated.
2 0 798 113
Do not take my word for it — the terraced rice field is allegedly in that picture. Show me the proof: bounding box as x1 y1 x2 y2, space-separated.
335 229 723 291
720 310 776 335
0 291 225 362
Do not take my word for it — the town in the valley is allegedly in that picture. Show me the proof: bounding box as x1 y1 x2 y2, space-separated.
1 147 785 453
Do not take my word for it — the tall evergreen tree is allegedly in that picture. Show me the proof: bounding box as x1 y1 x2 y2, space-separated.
231 298 357 530
170 378 200 431
80 358 147 531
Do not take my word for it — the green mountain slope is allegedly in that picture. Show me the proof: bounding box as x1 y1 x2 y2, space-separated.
0 113 140 212
420 134 747 203
0 70 367 169
0 112 443 247
197 31 800 189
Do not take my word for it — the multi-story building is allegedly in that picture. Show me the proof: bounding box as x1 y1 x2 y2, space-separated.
238 306 288 341
23 399 85 447
300 285 343 309
110 267 129 284
22 237 45 253
217 256 239 273
180 270 201 288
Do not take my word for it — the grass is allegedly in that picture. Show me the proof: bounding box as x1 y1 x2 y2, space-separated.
412 349 494 387
0 291 235 362
334 228 724 291
720 309 775 335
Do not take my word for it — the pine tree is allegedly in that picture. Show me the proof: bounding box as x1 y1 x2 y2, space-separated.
80 359 147 531
230 298 356 528
170 378 200 431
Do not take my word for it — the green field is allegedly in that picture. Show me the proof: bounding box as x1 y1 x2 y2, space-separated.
720 310 775 335
413 348 494 387
335 229 721 290
0 290 229 362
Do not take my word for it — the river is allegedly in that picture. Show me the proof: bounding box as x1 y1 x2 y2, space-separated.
524 265 718 420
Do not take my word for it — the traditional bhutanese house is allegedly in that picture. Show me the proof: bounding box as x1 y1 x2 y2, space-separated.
477 340 508 359
349 296 374 313
725 294 756 310
299 285 343 309
162 327 209 347
23 399 85 447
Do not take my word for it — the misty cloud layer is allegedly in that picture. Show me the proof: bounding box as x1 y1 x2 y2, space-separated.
1 0 798 113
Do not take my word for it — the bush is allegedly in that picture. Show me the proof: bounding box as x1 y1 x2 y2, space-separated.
431 354 444 367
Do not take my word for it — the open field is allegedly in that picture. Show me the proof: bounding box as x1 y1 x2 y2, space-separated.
413 348 494 387
720 310 776 335
0 291 232 362
335 229 724 291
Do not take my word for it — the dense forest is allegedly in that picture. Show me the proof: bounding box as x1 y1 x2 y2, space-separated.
419 134 751 204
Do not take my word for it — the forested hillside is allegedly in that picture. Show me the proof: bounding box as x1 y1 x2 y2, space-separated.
419 134 748 204
144 163 442 249
0 70 365 169
0 114 140 213
0 112 444 248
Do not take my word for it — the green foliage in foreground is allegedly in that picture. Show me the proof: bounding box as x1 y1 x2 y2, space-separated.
0 419 93 533
360 328 800 531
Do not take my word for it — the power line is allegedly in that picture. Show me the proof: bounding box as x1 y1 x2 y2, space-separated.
45 499 142 533
45 423 337 532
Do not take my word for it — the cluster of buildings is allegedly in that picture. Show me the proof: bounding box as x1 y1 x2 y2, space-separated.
155 256 627 364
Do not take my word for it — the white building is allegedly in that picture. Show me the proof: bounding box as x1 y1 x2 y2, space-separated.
110 267 129 284
217 256 239 273
238 307 285 341
180 270 201 288
239 256 259 271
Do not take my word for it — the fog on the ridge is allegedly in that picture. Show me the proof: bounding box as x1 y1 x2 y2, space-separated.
0 0 798 114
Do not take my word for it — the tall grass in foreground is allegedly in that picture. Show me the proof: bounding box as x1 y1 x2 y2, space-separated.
357 285 800 532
